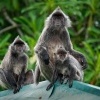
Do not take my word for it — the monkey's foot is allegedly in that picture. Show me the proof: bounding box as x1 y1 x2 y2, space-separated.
59 78 63 84
13 85 22 94
13 88 19 94
63 77 73 88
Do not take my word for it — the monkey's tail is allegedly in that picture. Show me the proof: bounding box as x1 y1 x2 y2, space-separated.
0 68 11 89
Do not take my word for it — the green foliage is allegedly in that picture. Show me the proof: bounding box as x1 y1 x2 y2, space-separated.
0 0 100 88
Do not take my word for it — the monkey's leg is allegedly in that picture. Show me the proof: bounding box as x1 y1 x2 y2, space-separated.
14 68 26 93
23 70 34 85
2 70 17 92
67 67 75 88
0 69 17 89
46 69 58 91
34 65 40 84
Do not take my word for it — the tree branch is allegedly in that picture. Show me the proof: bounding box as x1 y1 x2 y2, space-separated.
0 8 23 36
0 25 20 35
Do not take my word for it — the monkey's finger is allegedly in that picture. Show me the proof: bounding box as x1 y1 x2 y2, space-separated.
68 79 73 88
46 83 53 91
63 78 69 84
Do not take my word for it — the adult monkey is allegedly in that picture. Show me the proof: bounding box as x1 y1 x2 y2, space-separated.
34 7 87 87
0 36 30 93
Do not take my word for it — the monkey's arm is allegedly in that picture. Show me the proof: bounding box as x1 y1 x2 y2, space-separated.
34 64 40 85
61 29 87 69
14 67 26 94
23 70 34 85
60 29 73 51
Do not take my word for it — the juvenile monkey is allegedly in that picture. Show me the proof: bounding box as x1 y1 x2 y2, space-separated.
34 7 87 88
0 36 29 93
46 48 84 90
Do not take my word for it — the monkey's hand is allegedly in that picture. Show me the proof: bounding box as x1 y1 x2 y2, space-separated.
46 83 54 91
39 47 49 65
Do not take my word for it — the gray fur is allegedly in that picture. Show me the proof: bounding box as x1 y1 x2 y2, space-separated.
0 36 29 93
23 69 34 85
34 7 87 87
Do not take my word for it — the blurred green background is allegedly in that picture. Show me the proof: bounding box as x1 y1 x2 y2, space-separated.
0 0 100 90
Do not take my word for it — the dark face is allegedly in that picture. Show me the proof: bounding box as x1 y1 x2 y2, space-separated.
45 7 71 30
56 48 67 61
50 12 66 28
11 40 27 54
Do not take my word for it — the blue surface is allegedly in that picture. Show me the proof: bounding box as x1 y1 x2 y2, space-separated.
0 81 100 100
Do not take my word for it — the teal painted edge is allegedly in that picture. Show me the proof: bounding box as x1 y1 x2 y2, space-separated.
0 81 100 96
74 81 100 96
56 81 100 96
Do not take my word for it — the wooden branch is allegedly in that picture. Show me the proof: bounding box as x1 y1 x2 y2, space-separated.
3 9 16 25
0 25 18 35
0 8 23 36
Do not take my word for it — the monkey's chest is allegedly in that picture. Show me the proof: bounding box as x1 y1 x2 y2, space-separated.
13 59 23 75
13 62 24 75
47 36 64 63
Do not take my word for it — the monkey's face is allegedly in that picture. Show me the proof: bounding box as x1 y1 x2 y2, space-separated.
13 42 26 54
45 7 71 29
10 36 29 54
56 48 67 62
